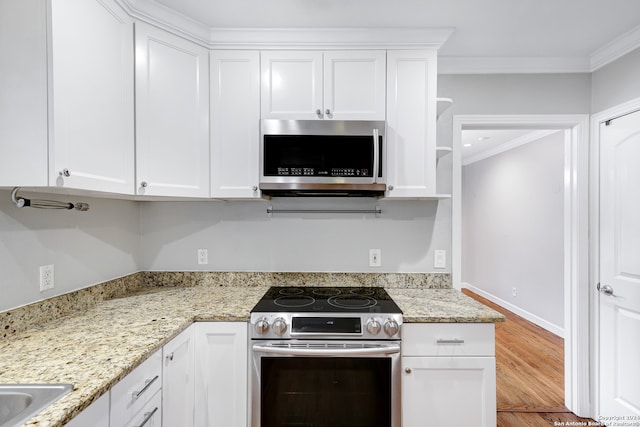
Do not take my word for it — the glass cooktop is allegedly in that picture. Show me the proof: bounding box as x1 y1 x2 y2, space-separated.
251 286 403 314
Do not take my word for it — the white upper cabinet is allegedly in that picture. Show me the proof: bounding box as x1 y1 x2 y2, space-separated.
261 50 386 120
385 50 438 198
210 51 261 199
135 22 210 197
0 0 134 193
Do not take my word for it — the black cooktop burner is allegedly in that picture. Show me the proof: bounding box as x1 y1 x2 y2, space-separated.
251 286 402 314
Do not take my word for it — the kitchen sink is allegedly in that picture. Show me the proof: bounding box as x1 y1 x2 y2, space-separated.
0 384 73 427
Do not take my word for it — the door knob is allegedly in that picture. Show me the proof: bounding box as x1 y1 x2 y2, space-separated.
597 283 615 296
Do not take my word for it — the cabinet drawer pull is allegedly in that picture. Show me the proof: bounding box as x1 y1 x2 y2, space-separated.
132 375 159 400
134 407 158 427
436 338 465 344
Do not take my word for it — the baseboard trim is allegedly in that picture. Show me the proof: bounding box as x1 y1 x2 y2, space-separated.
462 282 565 338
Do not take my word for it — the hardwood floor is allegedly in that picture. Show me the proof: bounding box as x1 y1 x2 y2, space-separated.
461 288 597 427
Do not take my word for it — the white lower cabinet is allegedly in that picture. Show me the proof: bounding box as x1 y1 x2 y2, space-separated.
123 390 161 427
162 326 195 426
65 392 110 427
401 323 497 427
110 350 162 427
194 322 248 427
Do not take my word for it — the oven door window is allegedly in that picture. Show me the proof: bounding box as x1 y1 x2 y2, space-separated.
261 357 391 427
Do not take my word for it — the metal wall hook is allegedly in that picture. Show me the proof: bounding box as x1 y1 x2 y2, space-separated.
10 187 90 212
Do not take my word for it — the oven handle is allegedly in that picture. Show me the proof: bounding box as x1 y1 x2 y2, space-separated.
252 343 400 356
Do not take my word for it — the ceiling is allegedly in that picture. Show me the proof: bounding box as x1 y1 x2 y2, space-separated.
137 0 640 72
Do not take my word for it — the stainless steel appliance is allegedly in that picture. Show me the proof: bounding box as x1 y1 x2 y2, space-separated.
259 120 386 197
250 287 402 427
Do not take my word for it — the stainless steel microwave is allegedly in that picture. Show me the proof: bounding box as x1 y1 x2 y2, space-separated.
259 120 386 197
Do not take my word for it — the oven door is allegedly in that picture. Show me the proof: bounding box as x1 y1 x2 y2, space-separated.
251 340 401 427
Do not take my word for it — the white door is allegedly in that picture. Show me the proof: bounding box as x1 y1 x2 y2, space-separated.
135 22 210 197
210 50 261 198
51 0 134 194
163 326 195 427
323 51 386 120
599 109 640 419
194 322 248 427
260 51 323 119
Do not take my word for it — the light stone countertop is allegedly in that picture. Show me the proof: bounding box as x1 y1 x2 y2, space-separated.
0 284 503 427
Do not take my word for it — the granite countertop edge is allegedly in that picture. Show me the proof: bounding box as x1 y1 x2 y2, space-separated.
0 285 503 427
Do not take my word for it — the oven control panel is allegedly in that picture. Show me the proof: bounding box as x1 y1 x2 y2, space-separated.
250 313 402 340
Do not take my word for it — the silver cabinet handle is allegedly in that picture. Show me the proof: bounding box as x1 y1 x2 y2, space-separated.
325 108 332 117
436 339 465 344
252 185 258 191
132 375 159 400
316 109 323 118
59 168 71 177
405 368 412 374
387 185 394 191
134 407 158 427
140 181 148 188
166 352 174 361
597 283 615 296
372 128 380 184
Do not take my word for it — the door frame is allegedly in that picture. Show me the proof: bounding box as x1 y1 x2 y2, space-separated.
452 114 590 417
589 97 640 418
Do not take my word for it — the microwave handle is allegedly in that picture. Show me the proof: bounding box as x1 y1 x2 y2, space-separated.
372 128 379 183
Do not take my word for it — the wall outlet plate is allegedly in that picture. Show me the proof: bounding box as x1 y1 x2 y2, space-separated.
197 249 208 265
434 250 446 268
39 265 54 291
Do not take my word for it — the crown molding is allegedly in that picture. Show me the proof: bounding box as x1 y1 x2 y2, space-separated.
117 0 453 49
590 24 640 71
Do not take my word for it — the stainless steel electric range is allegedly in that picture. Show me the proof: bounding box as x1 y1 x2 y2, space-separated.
250 286 403 427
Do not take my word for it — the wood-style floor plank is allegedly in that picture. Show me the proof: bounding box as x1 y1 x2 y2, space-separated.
461 288 598 426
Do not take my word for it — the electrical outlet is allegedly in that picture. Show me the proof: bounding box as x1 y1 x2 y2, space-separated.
40 265 54 291
434 250 446 268
512 287 517 297
369 249 381 267
197 249 208 265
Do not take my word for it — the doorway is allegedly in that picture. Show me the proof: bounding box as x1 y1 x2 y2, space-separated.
452 115 590 417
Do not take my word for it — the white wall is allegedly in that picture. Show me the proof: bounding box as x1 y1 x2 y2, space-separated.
0 189 140 312
139 198 451 273
461 131 565 330
438 73 591 115
591 47 640 113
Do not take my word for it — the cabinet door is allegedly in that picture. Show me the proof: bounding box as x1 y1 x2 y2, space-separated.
210 51 261 198
323 51 386 120
135 22 210 197
261 51 323 119
194 322 248 427
123 390 162 427
163 326 195 427
402 356 496 427
66 392 109 427
385 50 437 198
50 0 134 194
0 0 48 186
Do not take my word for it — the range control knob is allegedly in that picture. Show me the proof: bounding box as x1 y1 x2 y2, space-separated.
272 317 288 336
384 319 400 337
255 318 269 335
366 319 382 335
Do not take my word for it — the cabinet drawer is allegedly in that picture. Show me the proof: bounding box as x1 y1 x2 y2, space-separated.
402 323 495 356
123 389 162 427
110 351 162 426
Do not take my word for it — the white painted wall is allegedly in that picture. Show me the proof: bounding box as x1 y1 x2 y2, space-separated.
461 131 565 331
139 198 451 273
438 73 591 115
591 47 640 113
0 189 140 312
